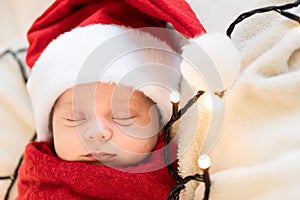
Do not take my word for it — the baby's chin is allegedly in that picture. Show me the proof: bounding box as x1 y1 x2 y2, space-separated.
81 160 141 169
84 154 151 168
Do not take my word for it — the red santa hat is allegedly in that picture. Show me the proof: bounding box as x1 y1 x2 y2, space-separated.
26 0 206 141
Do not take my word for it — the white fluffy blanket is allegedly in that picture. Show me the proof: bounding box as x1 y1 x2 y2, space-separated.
178 0 300 199
0 1 52 199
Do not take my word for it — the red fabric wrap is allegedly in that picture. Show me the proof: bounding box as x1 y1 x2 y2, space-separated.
17 135 177 199
26 0 205 68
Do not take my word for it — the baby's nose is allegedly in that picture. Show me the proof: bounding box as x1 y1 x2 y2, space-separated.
84 122 113 141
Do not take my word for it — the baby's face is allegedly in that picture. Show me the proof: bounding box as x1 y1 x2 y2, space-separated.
52 83 161 167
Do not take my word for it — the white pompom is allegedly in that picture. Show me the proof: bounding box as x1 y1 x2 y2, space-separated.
181 33 241 93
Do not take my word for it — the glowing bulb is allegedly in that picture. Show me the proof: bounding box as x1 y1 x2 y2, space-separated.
170 91 180 103
198 155 211 170
170 91 180 116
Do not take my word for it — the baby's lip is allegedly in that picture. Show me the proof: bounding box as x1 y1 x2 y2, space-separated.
86 152 116 162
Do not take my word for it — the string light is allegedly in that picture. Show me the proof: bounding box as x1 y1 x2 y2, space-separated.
165 91 213 200
198 154 211 170
170 91 180 116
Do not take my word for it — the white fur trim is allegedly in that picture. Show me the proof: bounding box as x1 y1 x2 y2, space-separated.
27 24 181 141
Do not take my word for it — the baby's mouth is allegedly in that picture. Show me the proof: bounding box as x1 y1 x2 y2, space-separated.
87 152 116 162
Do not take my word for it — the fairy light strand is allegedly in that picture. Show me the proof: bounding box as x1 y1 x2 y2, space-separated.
227 0 300 38
164 90 207 200
164 90 205 180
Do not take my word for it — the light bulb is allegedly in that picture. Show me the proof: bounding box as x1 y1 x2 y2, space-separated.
170 90 180 116
198 154 211 170
170 91 180 103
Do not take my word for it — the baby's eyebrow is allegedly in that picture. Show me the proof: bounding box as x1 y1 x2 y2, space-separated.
57 102 72 107
55 102 78 110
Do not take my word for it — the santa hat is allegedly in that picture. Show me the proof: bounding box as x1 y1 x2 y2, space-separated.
25 0 206 141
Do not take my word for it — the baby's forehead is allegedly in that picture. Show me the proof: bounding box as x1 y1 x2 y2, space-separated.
55 82 155 108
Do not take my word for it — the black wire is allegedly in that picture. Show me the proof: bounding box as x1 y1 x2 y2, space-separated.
163 91 205 199
164 128 182 181
163 90 205 181
3 133 37 200
203 169 211 200
227 0 300 37
4 156 24 200
166 174 204 200
164 90 205 130
0 47 34 199
0 48 28 82
0 176 13 180
275 9 300 22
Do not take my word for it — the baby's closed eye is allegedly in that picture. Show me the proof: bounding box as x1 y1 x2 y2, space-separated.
62 111 87 126
112 115 136 126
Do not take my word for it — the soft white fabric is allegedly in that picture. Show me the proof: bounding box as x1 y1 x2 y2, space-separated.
0 1 52 199
178 0 300 199
0 41 34 200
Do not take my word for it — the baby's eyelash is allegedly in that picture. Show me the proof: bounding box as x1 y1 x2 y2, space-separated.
64 118 86 122
63 117 87 127
112 116 136 126
113 116 134 120
62 112 87 125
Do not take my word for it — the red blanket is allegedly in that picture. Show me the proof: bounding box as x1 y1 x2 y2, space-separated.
17 136 177 199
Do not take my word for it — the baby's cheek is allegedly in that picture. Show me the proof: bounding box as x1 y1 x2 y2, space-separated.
117 135 158 154
117 122 160 139
132 116 151 127
53 127 87 161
